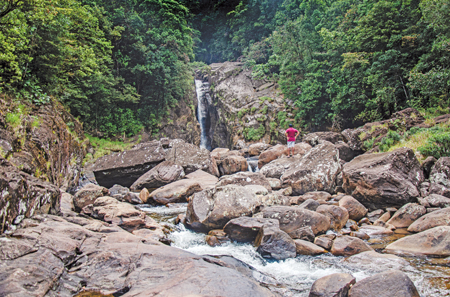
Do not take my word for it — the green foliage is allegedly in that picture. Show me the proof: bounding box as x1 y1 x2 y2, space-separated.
419 133 450 159
237 108 248 119
261 105 268 114
250 106 257 114
243 124 266 141
378 130 402 152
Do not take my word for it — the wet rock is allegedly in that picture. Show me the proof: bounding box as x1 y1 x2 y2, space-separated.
294 239 327 256
288 226 315 242
185 169 219 190
262 206 331 235
206 230 230 246
339 195 368 221
367 209 384 223
348 270 420 297
407 208 450 232
93 140 166 188
73 183 109 212
219 155 248 175
342 148 424 210
386 203 426 228
344 251 409 272
427 157 450 197
217 171 272 191
255 220 296 260
316 205 349 230
248 143 272 156
260 157 296 179
149 179 202 205
385 226 450 257
186 185 262 231
350 231 370 240
309 273 355 297
298 199 320 211
281 141 341 195
166 139 219 176
314 234 335 250
418 193 450 208
130 161 185 191
224 217 279 242
331 235 373 256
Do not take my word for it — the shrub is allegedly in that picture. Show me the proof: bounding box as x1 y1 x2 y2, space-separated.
244 124 265 141
379 130 401 152
418 132 450 159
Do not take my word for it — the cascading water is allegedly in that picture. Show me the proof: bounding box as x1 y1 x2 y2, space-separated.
195 79 212 151
247 156 260 172
138 203 450 297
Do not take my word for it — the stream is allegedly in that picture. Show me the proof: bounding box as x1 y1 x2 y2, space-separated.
138 204 450 296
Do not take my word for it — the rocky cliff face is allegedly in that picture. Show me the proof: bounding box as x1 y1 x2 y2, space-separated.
0 96 86 233
147 85 201 145
197 62 296 150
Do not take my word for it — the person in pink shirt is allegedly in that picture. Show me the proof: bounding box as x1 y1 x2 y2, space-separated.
285 124 299 157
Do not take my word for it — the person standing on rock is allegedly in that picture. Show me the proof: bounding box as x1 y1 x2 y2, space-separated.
285 124 299 158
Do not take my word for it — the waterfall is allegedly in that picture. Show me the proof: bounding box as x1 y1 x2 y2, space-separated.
195 79 212 151
247 156 260 172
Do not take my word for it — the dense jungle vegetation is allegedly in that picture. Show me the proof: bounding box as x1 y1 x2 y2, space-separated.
1 0 449 136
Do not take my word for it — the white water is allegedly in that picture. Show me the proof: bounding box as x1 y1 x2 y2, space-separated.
167 224 450 297
195 79 212 151
247 156 260 172
137 203 450 296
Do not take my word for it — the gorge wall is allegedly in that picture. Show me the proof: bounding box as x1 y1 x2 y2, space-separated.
196 62 297 150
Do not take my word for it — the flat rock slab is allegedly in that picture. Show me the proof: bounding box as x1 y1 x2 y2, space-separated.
93 141 166 188
407 207 450 232
309 273 355 297
348 270 420 297
185 169 219 190
130 161 185 191
385 226 450 257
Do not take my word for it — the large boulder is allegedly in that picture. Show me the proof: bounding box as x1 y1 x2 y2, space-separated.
407 208 450 232
165 140 219 176
149 179 202 205
260 157 296 179
0 158 61 233
255 220 296 260
1 215 275 296
185 169 219 190
385 226 450 257
338 195 368 221
257 144 287 168
331 235 373 256
428 157 450 197
344 251 410 272
217 171 272 191
309 273 356 297
302 132 344 145
281 141 341 195
186 185 262 231
386 203 426 228
342 148 424 210
335 141 362 162
93 141 166 188
73 183 109 212
294 239 327 256
219 155 248 175
348 270 420 297
130 161 185 191
316 205 349 230
248 143 272 156
262 206 331 235
224 217 278 242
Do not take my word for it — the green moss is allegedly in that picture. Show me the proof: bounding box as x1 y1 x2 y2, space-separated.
243 124 266 141
238 108 248 119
